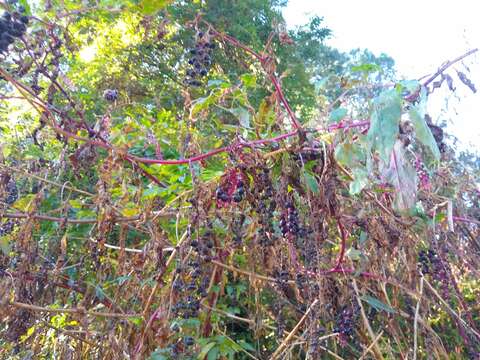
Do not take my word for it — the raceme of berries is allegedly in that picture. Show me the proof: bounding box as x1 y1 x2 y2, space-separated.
215 168 246 206
0 7 28 54
103 89 118 102
5 179 18 205
333 305 358 346
414 157 430 190
184 31 215 87
280 201 300 237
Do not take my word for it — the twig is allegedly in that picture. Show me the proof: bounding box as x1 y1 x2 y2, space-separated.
1 211 170 224
424 279 480 340
352 280 385 360
359 331 385 360
10 301 141 318
422 48 478 87
270 299 319 360
413 276 424 360
41 321 97 347
0 163 94 197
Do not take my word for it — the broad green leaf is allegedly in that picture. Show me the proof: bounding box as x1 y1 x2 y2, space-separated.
207 346 220 360
346 248 363 261
0 234 11 255
351 63 381 73
361 295 396 314
381 140 417 211
349 167 369 195
139 0 172 14
238 340 256 352
303 171 319 194
69 199 83 209
228 108 250 129
359 231 368 245
335 141 366 168
367 89 402 163
13 195 36 212
409 88 441 161
76 209 96 218
240 73 256 88
198 342 216 360
142 186 164 200
329 107 347 124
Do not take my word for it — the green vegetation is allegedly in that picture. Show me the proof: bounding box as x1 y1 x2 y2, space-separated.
0 0 478 359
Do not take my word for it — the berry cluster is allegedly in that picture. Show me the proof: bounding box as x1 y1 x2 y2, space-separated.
418 248 450 297
0 7 28 54
0 219 16 236
185 31 215 87
171 231 213 320
215 169 245 206
308 326 327 359
4 179 18 205
272 302 286 338
418 249 435 274
334 305 358 345
252 168 276 246
280 201 300 237
414 157 430 190
103 89 118 102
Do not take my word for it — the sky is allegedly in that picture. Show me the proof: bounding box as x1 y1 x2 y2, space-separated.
283 0 480 153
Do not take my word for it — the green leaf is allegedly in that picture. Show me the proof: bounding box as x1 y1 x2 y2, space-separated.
381 141 417 211
142 186 164 200
139 0 172 15
351 63 381 73
346 248 363 261
409 88 441 161
349 167 368 195
238 340 255 352
359 231 368 245
228 108 250 129
361 295 396 314
303 171 319 194
207 346 220 360
335 141 366 168
13 195 36 212
240 74 256 88
367 89 402 163
329 107 347 124
0 234 11 255
198 342 216 360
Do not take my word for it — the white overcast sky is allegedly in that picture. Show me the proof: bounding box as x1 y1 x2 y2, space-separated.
283 0 480 153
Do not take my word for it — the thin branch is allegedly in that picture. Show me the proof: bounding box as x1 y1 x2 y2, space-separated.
1 211 174 224
423 48 478 87
270 299 319 360
413 276 424 360
9 301 141 318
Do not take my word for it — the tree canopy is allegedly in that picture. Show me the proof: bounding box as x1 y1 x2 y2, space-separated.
0 1 479 359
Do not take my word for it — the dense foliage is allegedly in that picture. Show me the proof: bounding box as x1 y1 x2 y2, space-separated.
0 0 479 359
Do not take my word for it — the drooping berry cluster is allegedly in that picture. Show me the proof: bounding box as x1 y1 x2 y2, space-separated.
418 249 435 274
3 178 18 205
418 248 450 297
252 167 276 246
185 31 215 87
0 219 16 236
0 6 28 54
414 157 430 190
171 230 214 321
280 201 300 237
333 305 358 345
215 168 245 206
103 89 118 102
